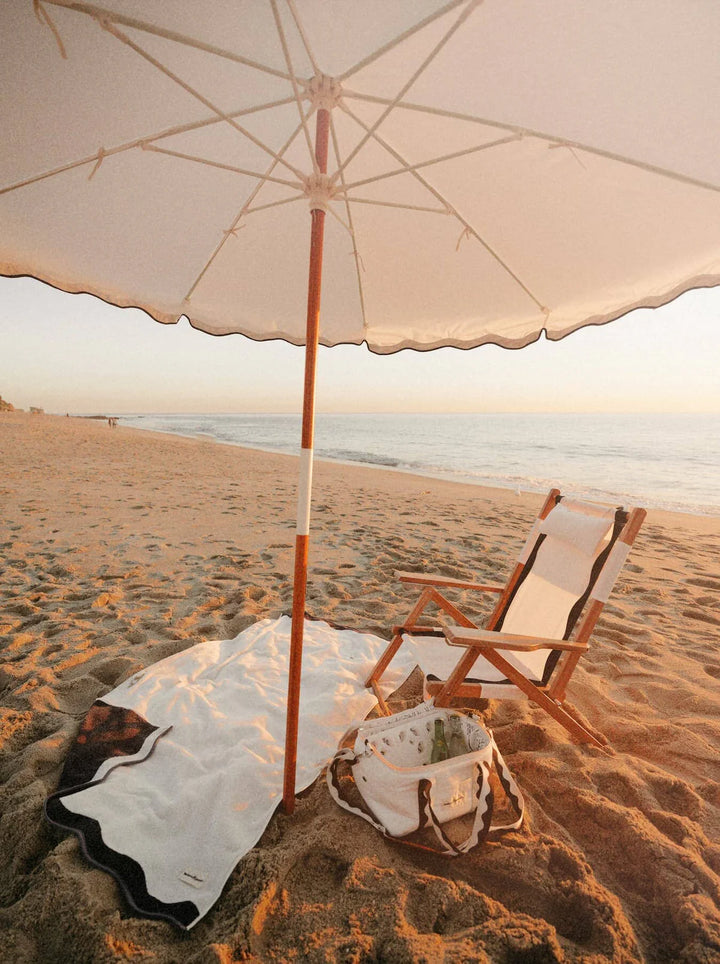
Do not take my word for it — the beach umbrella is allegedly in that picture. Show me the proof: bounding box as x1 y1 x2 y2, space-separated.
3 1 720 812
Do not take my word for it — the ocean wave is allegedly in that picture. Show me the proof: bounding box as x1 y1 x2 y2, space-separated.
318 448 400 468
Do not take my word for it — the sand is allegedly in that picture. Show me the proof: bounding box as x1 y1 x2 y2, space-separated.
1 411 719 964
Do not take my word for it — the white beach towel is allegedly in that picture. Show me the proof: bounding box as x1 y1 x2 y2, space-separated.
45 616 415 929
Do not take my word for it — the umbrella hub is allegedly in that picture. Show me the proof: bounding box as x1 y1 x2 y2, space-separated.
303 173 336 213
306 73 342 112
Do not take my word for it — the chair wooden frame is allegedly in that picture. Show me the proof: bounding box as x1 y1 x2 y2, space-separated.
366 488 647 748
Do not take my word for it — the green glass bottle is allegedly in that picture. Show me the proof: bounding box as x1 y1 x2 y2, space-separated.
448 714 467 757
430 719 449 763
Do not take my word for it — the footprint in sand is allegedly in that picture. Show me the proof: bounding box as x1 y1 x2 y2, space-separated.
645 809 695 847
41 643 63 659
682 608 720 627
90 656 141 687
245 586 267 602
325 582 351 601
686 577 720 591
646 770 703 820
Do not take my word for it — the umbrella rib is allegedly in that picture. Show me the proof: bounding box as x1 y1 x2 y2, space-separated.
325 204 353 236
347 198 450 215
245 195 305 215
338 0 471 83
335 0 482 181
142 145 301 189
269 0 317 172
94 17 306 182
0 98 296 198
342 136 521 192
284 0 321 76
35 1 67 57
345 90 525 126
329 115 368 333
43 0 293 81
340 101 547 313
343 92 720 197
183 115 310 303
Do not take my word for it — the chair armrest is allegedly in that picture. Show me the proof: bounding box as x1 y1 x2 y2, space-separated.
392 624 445 636
395 570 505 592
443 625 588 653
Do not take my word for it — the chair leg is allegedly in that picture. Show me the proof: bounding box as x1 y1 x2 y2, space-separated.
365 633 404 690
433 647 482 708
533 694 605 748
368 678 392 717
365 587 438 691
549 698 607 748
436 646 605 749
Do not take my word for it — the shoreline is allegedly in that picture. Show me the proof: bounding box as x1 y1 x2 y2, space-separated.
114 411 720 522
5 411 720 532
2 410 720 961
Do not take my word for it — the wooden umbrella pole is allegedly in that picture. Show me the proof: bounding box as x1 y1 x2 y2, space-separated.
283 107 330 814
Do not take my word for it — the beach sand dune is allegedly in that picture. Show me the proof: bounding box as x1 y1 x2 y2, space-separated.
1 413 719 963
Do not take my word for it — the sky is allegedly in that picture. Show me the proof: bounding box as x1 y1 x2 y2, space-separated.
1 275 719 415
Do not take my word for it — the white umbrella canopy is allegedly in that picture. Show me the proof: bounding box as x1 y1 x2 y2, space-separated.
3 0 720 809
4 0 720 349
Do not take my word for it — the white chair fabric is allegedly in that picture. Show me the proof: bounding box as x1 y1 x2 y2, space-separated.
406 497 623 699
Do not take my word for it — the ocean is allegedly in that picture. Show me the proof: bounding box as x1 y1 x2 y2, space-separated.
118 412 720 516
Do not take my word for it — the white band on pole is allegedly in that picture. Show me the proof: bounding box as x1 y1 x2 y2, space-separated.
296 447 314 536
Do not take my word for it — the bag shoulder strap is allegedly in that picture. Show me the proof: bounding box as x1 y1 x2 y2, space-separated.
326 747 390 839
487 735 525 833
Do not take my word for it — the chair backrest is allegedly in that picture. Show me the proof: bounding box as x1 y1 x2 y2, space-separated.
491 493 633 684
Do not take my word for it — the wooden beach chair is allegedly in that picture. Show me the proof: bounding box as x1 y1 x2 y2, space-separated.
366 488 646 747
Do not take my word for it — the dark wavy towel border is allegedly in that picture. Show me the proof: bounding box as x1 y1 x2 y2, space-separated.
45 699 200 929
45 796 199 928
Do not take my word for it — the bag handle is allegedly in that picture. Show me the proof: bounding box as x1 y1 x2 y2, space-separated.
417 758 493 855
419 735 524 855
326 735 523 857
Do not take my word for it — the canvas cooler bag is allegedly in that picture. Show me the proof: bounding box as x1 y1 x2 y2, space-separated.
327 702 524 856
